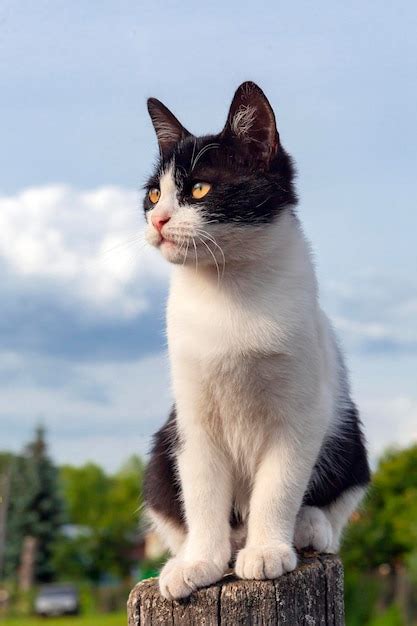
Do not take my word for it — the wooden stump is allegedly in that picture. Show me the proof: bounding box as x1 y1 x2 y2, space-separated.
127 554 344 625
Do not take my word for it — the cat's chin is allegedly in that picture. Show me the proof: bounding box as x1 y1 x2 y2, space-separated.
159 239 188 264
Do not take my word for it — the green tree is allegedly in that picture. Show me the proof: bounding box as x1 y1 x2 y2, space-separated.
4 426 64 582
342 444 417 626
53 455 144 582
0 452 14 474
342 444 417 572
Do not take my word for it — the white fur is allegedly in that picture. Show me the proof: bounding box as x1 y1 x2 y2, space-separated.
324 485 367 552
145 167 364 598
147 509 185 556
235 543 297 580
159 557 224 600
231 105 257 138
294 506 333 552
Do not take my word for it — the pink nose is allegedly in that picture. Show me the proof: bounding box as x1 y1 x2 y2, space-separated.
151 214 171 233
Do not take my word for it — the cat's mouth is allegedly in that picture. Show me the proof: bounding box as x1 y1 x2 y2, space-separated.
160 237 178 248
157 230 191 249
148 224 226 270
158 232 181 246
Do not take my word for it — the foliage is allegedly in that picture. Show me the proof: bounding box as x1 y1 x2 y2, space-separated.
2 612 126 626
368 604 405 626
4 427 64 582
52 455 144 582
139 555 167 580
344 570 380 626
343 444 417 625
342 444 417 572
0 452 14 475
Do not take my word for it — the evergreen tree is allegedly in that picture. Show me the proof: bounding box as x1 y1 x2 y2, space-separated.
4 426 64 582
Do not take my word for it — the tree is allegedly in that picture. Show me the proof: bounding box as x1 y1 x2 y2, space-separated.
342 444 417 572
4 426 64 583
0 453 13 579
53 455 144 582
342 444 417 626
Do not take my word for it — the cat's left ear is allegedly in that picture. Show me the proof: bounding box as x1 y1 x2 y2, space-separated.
147 98 191 157
222 82 280 163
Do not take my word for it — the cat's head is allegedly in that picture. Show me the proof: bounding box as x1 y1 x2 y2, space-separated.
144 81 297 269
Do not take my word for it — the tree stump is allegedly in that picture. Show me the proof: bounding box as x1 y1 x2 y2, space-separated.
127 554 344 625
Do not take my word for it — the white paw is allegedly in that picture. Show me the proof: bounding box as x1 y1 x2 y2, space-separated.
294 506 333 552
159 557 224 600
235 543 297 580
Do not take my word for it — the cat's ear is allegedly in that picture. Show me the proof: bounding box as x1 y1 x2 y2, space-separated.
222 82 279 163
147 98 191 157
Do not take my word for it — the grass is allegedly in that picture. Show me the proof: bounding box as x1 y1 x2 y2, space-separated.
2 612 126 626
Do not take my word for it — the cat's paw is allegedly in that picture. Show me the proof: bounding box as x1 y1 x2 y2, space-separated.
159 557 224 600
294 506 333 552
235 543 297 580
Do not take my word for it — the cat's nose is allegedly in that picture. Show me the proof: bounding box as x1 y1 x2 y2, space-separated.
151 213 171 233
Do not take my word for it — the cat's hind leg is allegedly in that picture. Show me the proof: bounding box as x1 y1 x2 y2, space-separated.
323 485 367 552
294 485 367 553
294 505 334 552
147 508 186 556
296 399 370 553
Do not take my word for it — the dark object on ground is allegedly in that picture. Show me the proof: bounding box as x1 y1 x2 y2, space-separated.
34 583 79 616
128 553 344 625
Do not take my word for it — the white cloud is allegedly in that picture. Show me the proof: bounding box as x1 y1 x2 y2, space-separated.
332 316 392 340
323 274 417 354
0 350 172 470
360 394 417 463
0 185 169 319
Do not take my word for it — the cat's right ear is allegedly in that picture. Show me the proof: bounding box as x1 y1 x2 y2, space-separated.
147 98 191 158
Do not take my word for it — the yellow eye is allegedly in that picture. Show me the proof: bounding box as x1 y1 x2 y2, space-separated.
191 182 211 200
148 188 160 204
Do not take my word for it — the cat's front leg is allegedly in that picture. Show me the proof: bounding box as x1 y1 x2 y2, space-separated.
235 421 322 580
159 424 232 599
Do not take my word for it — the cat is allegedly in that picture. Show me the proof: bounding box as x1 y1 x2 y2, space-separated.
142 81 370 600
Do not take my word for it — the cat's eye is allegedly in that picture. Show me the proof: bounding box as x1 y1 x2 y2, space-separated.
148 188 160 204
191 182 211 200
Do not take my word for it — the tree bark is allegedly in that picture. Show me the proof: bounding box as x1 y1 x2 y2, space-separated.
128 554 344 625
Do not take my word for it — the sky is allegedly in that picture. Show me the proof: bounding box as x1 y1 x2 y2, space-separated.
1 1 416 471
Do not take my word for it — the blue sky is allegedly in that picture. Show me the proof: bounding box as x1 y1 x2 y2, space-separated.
1 1 416 469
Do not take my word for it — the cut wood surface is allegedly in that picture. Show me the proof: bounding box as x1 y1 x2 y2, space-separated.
127 553 344 625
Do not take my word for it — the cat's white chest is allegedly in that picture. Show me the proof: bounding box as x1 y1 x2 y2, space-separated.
167 273 286 361
166 273 294 473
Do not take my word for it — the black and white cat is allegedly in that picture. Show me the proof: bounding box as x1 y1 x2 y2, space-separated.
142 82 370 600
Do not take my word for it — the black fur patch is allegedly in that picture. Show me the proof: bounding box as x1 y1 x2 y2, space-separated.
144 134 297 225
303 402 371 508
143 407 185 526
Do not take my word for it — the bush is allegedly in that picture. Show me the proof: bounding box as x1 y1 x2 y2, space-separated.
369 604 405 626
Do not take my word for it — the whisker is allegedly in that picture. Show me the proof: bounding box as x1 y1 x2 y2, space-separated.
191 236 198 273
196 235 221 286
178 233 187 254
182 235 191 267
195 229 226 279
190 138 197 170
191 143 220 171
255 196 272 208
101 234 144 256
101 240 149 265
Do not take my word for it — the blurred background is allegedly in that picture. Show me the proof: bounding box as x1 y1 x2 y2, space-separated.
0 1 416 624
